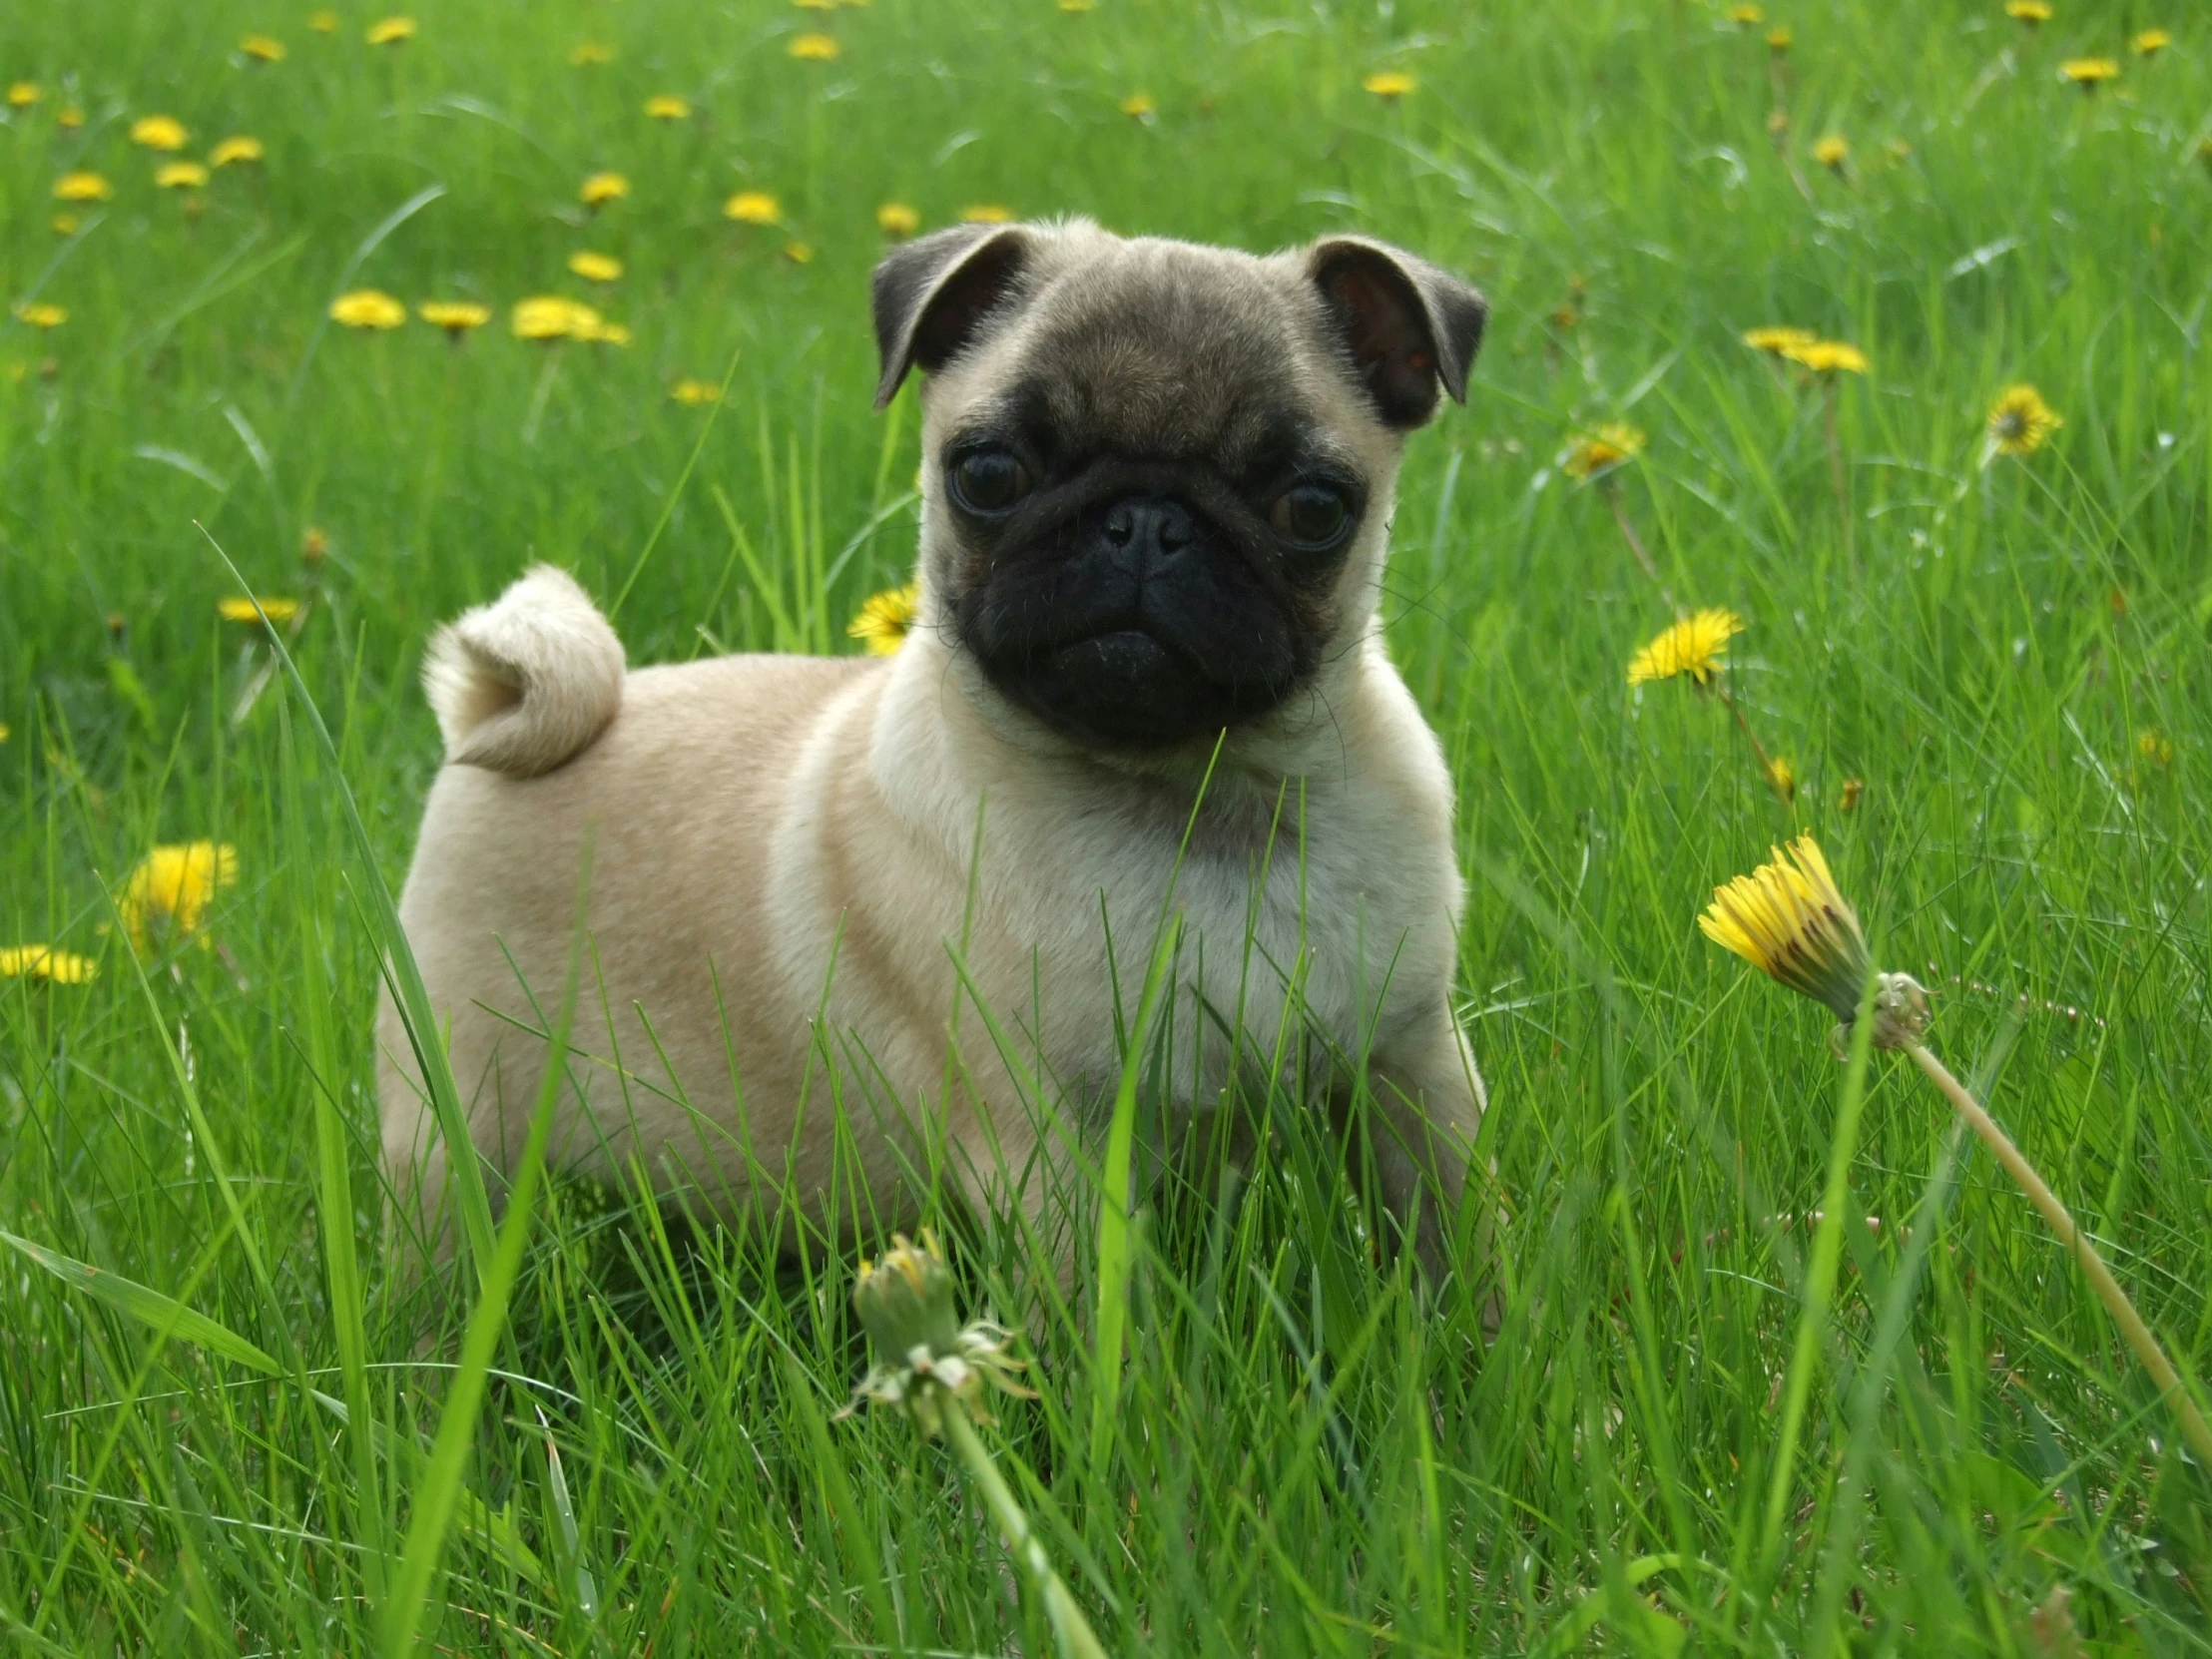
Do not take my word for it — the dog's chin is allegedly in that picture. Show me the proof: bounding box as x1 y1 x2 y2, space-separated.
975 623 1296 751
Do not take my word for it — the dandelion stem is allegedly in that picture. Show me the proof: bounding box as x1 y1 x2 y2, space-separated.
1715 684 1792 808
938 1390 1109 1659
1604 483 1676 611
1821 379 1853 571
1904 1040 2212 1474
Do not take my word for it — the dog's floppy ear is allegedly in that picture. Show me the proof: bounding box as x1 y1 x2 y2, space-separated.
870 223 1032 409
1308 236 1487 428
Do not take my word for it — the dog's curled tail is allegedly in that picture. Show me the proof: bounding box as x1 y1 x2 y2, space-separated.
422 565 624 778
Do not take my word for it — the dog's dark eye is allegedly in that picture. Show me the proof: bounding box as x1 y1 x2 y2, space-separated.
1270 482 1353 549
948 448 1031 514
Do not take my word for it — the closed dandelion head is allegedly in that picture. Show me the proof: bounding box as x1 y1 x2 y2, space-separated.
1813 135 1849 170
1562 422 1646 480
1986 385 2061 457
330 289 406 329
876 201 919 237
2132 29 2170 56
131 114 189 152
2060 58 2118 88
790 32 839 59
1779 338 1868 375
1 944 97 984
1700 834 1928 1047
782 241 815 265
1743 325 1817 355
848 583 920 655
843 1231 1032 1435
1627 608 1743 688
119 841 239 957
725 190 780 224
581 171 629 207
418 299 490 335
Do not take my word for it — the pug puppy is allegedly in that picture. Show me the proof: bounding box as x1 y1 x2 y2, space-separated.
378 219 1490 1279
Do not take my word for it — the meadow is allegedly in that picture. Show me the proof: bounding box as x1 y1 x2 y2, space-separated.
4 0 2211 1651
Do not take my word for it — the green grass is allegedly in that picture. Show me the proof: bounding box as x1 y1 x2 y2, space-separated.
5 0 2212 1650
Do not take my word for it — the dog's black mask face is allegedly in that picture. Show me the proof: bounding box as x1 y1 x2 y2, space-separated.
939 349 1368 751
872 225 1486 753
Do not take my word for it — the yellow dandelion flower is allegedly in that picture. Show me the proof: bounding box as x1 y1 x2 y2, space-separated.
1764 755 1797 804
1813 134 1849 170
130 114 190 151
309 11 338 32
782 241 815 264
876 201 920 236
218 595 301 624
13 302 67 328
52 214 79 236
57 106 84 129
1985 384 2061 456
2004 0 2051 24
329 288 406 329
1840 777 1865 813
1767 26 1793 51
0 944 97 984
581 171 629 206
568 251 623 282
418 300 490 335
118 841 239 957
6 82 40 107
578 316 630 346
1119 92 1155 117
670 378 721 405
1743 325 1817 354
645 93 691 120
1779 338 1868 374
241 34 286 62
2060 57 2118 86
725 190 780 224
790 33 839 59
570 40 614 66
1627 608 1744 688
848 583 920 655
1562 422 1647 479
960 203 1012 223
1363 70 1416 98
1727 3 1764 23
796 0 834 8
1699 835 1879 1027
157 161 210 190
1059 0 1096 11
513 296 593 340
55 171 113 202
2132 28 2170 56
366 16 417 46
210 136 265 167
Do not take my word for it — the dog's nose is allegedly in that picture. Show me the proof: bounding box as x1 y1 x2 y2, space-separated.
1101 496 1198 563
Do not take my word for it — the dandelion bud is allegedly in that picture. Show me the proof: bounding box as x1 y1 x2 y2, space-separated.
852 1232 962 1364
843 1230 1031 1435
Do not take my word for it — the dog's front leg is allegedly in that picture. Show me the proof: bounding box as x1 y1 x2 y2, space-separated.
1361 1007 1489 1284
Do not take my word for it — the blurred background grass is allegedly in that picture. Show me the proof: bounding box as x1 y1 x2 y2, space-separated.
4 0 2211 1652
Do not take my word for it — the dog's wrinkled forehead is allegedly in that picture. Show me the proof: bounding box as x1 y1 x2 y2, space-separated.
983 246 1321 469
